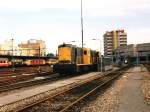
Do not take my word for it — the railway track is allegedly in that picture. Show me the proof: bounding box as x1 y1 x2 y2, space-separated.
0 65 53 88
0 74 35 86
0 72 58 93
0 71 93 93
18 67 130 112
0 65 52 76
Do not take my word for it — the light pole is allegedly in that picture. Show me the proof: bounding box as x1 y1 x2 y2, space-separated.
67 40 76 44
81 0 83 48
38 45 41 73
80 0 84 64
136 51 139 66
92 38 103 73
70 40 75 43
11 38 15 71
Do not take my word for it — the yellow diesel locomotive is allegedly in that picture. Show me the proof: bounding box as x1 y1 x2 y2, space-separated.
53 43 99 74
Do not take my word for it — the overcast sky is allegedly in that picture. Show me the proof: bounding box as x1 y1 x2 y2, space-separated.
0 0 150 54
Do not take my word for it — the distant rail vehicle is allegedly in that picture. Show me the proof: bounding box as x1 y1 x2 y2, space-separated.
0 57 58 68
24 59 46 66
46 58 58 65
0 58 10 67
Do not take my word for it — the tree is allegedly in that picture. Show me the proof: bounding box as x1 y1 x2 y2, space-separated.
47 53 54 57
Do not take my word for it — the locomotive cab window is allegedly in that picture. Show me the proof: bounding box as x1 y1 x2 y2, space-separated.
84 50 87 55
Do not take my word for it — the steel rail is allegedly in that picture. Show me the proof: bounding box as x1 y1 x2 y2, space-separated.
0 65 52 76
60 72 121 112
16 74 101 112
0 72 56 93
0 66 129 112
17 67 129 112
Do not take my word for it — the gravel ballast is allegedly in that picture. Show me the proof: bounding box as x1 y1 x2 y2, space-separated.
81 66 150 112
141 66 150 105
0 72 100 112
81 71 129 112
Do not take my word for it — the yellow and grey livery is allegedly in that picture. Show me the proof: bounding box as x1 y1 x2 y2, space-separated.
53 43 99 74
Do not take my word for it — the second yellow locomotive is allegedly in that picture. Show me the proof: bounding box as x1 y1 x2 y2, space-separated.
53 43 99 74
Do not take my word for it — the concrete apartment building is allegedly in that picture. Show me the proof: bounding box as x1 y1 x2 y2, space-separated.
18 39 46 56
103 29 127 57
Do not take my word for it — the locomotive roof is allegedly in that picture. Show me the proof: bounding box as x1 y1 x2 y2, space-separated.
58 43 77 48
0 58 9 60
58 43 100 53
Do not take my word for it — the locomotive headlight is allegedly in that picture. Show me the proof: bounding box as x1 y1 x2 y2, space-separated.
124 60 128 64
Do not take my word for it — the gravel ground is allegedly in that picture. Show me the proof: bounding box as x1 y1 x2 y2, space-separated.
0 72 100 112
81 70 130 112
81 66 150 112
0 82 77 112
0 65 53 97
141 66 150 105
